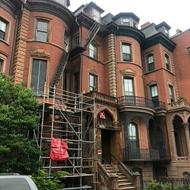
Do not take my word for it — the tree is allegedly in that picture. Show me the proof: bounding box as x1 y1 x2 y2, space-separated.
0 74 40 174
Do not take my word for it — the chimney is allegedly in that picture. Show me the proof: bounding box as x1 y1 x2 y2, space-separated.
141 22 151 29
176 29 182 34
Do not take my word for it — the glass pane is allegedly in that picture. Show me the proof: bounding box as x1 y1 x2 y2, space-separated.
31 59 40 95
36 31 47 42
124 78 134 95
0 20 6 32
148 55 154 63
0 59 3 72
38 60 47 96
128 123 137 140
0 30 5 40
0 178 31 190
37 20 48 32
89 44 96 58
150 85 158 97
122 44 131 54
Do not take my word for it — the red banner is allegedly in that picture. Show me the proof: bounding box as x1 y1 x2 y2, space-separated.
50 138 69 161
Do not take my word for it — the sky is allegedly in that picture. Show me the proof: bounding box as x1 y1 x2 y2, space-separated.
69 0 190 35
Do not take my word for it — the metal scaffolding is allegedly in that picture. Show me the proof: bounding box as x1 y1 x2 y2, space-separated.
38 86 96 189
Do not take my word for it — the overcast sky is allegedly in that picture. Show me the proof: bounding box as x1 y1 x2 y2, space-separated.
69 0 190 35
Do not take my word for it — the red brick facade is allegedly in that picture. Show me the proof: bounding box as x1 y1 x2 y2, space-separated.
1 0 190 188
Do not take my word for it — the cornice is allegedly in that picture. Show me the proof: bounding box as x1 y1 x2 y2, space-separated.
102 22 145 44
142 32 176 52
0 0 22 17
25 0 77 32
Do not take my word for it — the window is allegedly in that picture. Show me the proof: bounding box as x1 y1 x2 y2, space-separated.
168 85 175 103
72 33 79 48
0 58 4 72
31 59 47 96
89 73 97 91
91 9 101 22
147 54 155 71
164 54 170 70
122 43 132 62
89 43 97 59
150 84 159 107
122 18 130 25
128 123 137 140
0 18 8 40
123 77 134 96
127 123 140 159
36 20 48 42
64 31 69 52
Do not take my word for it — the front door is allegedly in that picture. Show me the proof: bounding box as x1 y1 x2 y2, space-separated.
101 130 112 164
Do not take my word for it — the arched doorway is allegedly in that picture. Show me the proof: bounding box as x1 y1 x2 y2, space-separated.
97 110 114 163
173 115 188 157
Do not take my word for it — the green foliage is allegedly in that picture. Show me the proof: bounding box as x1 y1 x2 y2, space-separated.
32 170 67 190
145 180 190 190
0 74 40 174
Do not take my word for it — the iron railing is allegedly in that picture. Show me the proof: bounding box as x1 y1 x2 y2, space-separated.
124 148 160 161
118 96 166 110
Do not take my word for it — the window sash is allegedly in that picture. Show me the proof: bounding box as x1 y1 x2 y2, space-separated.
36 20 48 42
150 85 158 97
89 43 97 58
122 44 132 61
89 74 97 91
128 123 137 140
168 85 174 100
164 54 170 70
0 20 7 40
124 78 134 96
122 18 130 25
31 59 47 96
0 58 4 72
0 20 6 32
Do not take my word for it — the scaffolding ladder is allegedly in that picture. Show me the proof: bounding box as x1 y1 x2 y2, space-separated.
39 86 96 189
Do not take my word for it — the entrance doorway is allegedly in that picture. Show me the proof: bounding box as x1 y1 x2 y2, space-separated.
101 130 112 164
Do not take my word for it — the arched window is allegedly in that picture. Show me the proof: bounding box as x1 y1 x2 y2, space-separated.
173 116 188 157
128 123 137 140
126 123 140 159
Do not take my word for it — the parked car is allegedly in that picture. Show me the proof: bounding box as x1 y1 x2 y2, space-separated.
0 174 38 190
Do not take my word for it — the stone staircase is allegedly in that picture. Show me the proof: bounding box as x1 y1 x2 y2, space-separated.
103 164 136 190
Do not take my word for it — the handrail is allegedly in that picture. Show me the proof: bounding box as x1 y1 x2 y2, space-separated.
111 154 139 176
97 161 118 190
117 95 166 110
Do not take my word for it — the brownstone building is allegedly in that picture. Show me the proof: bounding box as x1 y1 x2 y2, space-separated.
1 0 190 189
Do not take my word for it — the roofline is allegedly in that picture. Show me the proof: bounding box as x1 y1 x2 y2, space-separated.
113 12 140 22
142 32 176 51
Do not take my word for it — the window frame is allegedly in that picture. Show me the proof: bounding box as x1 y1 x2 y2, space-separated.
89 73 98 92
0 57 4 73
146 54 155 72
168 84 175 103
31 59 47 96
121 43 132 62
164 53 171 71
150 84 158 98
0 17 8 41
35 19 49 42
89 42 97 59
123 77 135 96
121 18 130 26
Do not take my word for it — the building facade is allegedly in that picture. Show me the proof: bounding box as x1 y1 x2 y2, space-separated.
1 0 190 189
